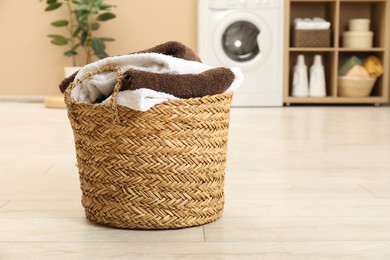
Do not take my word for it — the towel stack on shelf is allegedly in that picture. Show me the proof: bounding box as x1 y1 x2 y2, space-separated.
294 17 331 30
293 17 331 47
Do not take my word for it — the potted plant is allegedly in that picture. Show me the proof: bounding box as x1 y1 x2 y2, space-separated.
42 0 116 108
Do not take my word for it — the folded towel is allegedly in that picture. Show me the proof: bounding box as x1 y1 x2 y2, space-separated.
294 17 331 30
102 67 243 111
102 88 180 112
345 64 369 78
59 41 202 93
121 67 235 99
67 50 243 111
135 40 202 63
338 56 363 76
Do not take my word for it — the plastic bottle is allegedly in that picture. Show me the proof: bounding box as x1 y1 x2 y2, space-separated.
309 55 326 97
292 55 309 97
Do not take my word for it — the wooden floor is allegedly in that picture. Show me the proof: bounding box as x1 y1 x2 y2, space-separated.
1 102 390 259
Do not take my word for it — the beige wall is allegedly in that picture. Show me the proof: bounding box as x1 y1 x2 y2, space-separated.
0 0 197 96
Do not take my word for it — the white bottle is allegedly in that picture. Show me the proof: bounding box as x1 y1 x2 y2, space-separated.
309 55 326 97
292 55 309 97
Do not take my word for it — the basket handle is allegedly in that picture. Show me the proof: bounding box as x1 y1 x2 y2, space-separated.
65 65 124 124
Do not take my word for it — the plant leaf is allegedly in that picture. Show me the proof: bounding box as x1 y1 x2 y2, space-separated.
91 22 100 30
71 43 81 51
77 21 88 30
51 37 68 46
64 50 78 57
80 31 88 46
91 37 105 50
46 0 57 4
51 20 69 27
95 50 108 59
48 34 68 45
98 3 115 10
89 0 102 5
96 12 116 21
72 26 82 37
45 2 62 11
91 38 108 58
77 11 89 22
91 7 99 14
76 4 89 11
47 34 67 39
100 37 115 42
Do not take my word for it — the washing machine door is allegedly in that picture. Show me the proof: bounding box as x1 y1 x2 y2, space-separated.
213 12 272 70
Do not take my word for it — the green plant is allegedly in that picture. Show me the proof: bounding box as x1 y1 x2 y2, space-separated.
41 0 116 66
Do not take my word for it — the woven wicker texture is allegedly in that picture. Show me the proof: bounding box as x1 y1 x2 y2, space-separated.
294 29 331 47
64 65 233 229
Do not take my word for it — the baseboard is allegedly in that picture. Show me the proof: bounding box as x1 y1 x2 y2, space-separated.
0 96 45 103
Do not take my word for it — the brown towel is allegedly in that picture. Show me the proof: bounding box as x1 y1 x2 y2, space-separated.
135 41 202 63
59 41 235 99
59 41 201 93
121 67 235 99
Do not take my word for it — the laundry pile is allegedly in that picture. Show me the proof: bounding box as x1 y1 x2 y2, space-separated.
60 41 243 111
339 55 383 78
294 17 331 30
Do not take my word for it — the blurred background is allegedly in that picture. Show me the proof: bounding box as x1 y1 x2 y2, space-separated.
0 0 197 96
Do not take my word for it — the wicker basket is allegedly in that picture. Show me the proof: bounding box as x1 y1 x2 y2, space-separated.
64 65 233 229
293 29 331 47
338 76 376 97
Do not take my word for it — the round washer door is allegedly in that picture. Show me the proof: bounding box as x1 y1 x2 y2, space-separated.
213 12 272 70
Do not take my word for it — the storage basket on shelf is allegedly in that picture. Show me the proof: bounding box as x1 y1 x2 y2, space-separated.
64 65 233 229
338 76 376 97
293 29 331 47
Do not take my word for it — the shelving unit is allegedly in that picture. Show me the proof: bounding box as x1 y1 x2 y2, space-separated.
284 0 390 105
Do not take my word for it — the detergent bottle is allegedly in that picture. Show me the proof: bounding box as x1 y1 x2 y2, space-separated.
309 55 326 97
292 55 309 97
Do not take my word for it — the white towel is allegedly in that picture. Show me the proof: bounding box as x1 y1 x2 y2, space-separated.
71 53 243 111
102 88 180 112
294 17 331 30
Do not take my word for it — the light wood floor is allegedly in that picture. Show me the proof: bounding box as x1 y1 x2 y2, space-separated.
1 102 390 259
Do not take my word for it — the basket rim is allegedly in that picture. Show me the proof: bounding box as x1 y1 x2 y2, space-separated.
66 90 233 107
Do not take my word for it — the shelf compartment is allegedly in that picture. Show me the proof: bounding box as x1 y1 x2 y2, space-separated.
289 1 337 48
339 1 387 48
337 51 385 97
288 52 336 97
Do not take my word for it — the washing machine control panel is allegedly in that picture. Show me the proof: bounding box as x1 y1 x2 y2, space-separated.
208 0 278 9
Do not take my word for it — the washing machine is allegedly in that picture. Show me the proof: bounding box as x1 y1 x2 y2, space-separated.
198 0 284 106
